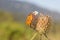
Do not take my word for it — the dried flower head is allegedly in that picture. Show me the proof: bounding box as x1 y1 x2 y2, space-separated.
36 14 51 34
26 11 51 40
26 11 51 33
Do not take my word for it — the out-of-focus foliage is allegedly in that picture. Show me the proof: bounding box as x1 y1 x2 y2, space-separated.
0 10 37 40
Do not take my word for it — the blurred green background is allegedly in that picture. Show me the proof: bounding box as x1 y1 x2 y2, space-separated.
0 11 35 40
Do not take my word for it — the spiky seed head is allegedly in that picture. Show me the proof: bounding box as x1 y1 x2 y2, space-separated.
36 13 51 34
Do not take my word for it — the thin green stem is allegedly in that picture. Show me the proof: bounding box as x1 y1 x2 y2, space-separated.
30 32 37 40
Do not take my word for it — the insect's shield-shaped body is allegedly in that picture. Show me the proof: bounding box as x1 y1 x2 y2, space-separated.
26 11 38 27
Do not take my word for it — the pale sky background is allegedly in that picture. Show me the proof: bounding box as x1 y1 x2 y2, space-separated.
17 0 60 12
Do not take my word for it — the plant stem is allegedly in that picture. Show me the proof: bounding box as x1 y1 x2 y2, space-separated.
30 32 37 40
